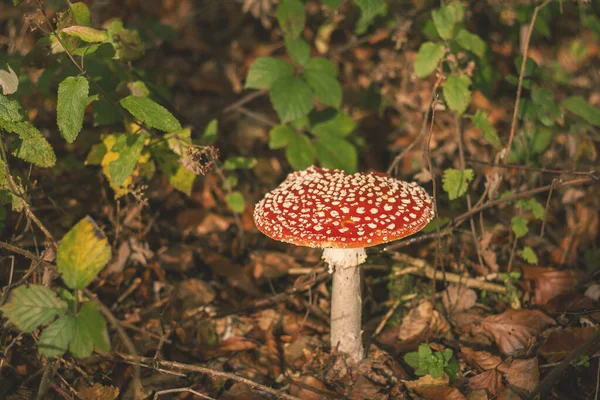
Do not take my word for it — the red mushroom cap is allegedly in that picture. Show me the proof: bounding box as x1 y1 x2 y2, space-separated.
254 166 435 249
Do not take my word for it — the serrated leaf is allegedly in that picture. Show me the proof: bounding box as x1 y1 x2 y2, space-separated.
286 133 316 170
0 65 19 95
404 351 420 368
561 96 600 126
244 57 295 89
511 216 528 239
107 133 146 186
72 42 116 58
414 42 444 78
517 198 545 219
305 57 337 76
202 119 218 144
76 301 110 353
70 2 91 26
310 109 356 137
354 0 388 35
456 29 486 58
57 76 89 143
69 313 94 358
57 216 112 289
418 343 432 358
277 0 306 37
442 168 474 200
269 125 296 149
442 75 471 116
0 159 24 211
0 93 23 122
38 315 76 357
61 26 108 42
107 20 144 62
315 136 357 173
223 156 257 170
520 246 538 265
432 5 456 40
120 95 181 132
472 109 500 148
0 285 68 333
285 36 311 66
0 120 56 167
270 75 315 123
226 191 245 213
304 69 342 107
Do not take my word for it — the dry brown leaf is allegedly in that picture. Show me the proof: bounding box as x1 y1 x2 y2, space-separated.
218 336 258 352
202 252 261 296
289 376 335 400
404 374 449 390
78 384 119 400
460 346 509 373
522 266 578 305
265 325 281 378
175 278 216 310
399 301 450 341
468 370 504 397
442 285 478 314
481 309 556 355
466 390 489 400
251 250 301 280
539 327 597 363
506 358 538 394
157 243 194 272
414 385 467 400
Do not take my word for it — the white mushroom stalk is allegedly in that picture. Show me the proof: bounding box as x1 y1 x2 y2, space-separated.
254 166 434 363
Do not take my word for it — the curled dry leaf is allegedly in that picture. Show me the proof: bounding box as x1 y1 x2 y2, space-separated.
414 385 467 400
78 383 119 400
506 358 539 394
265 325 281 378
218 336 259 352
460 346 509 373
442 285 478 314
539 327 597 363
289 376 335 400
251 250 301 280
404 374 449 390
522 266 578 305
480 309 555 355
468 370 504 397
399 301 451 342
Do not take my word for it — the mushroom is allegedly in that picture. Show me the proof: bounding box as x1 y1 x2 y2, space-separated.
253 166 435 362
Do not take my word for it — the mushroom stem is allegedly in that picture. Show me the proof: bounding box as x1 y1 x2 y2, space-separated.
325 248 366 363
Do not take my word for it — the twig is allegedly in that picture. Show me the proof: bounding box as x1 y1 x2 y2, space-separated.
153 388 216 400
223 89 268 113
116 353 301 400
540 179 557 238
503 0 553 164
467 159 599 179
373 294 417 337
390 253 506 293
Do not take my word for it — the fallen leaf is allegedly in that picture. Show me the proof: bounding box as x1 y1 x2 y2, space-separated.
175 278 216 310
158 243 194 272
202 252 261 296
468 370 504 396
460 346 509 373
545 292 599 314
218 336 258 352
466 390 489 400
539 327 597 363
251 250 301 280
585 284 600 302
255 309 281 331
506 358 538 394
522 266 578 305
404 374 449 390
442 285 478 314
399 301 451 342
289 376 336 400
415 385 467 400
78 383 119 400
481 309 556 355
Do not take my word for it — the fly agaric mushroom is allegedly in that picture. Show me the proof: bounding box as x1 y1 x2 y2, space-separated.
253 166 434 362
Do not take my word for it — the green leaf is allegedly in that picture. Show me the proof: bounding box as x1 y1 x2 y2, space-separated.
57 76 89 143
13 0 23 5
511 216 528 239
72 42 116 58
432 5 456 40
0 159 24 211
76 301 110 353
404 351 420 368
61 26 108 42
0 93 24 122
429 364 444 379
520 246 538 265
315 135 357 173
517 198 545 219
442 168 474 200
471 109 500 148
310 109 356 137
418 343 432 358
269 125 296 149
270 75 315 123
226 191 245 213
0 64 19 95
442 348 453 362
69 313 94 358
304 69 342 107
93 100 122 127
120 95 181 132
0 285 68 333
0 120 56 167
322 0 343 8
286 133 316 170
70 2 91 26
38 315 76 358
414 42 444 78
107 20 144 62
201 119 218 144
514 56 539 79
152 144 196 196
223 156 257 170
354 0 388 35
277 0 306 38
442 75 471 116
285 36 311 66
108 134 146 186
244 57 295 89
57 216 112 290
531 88 560 127
169 165 196 196
456 29 486 58
305 57 337 76
561 96 600 126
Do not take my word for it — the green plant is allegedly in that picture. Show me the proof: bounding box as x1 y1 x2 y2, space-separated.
404 344 459 381
0 217 111 358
